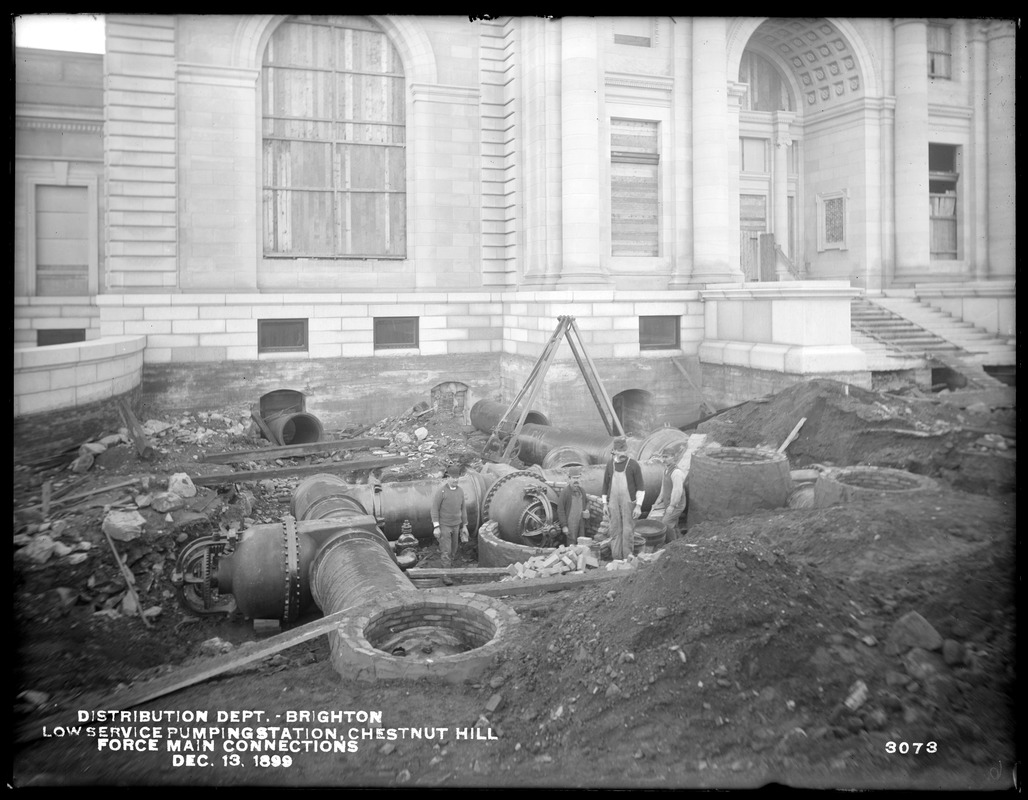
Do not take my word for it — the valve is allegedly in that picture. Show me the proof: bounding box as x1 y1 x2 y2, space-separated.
171 527 237 616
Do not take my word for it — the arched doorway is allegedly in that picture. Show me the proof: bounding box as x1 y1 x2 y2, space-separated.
612 389 655 436
733 18 870 284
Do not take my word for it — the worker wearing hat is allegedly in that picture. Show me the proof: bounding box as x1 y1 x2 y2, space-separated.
557 465 590 545
431 464 468 584
601 437 645 559
646 450 687 540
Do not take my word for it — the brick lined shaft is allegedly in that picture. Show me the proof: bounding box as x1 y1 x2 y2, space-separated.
813 467 940 507
687 447 793 525
333 590 519 683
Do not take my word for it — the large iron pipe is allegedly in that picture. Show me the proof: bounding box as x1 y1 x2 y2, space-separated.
293 471 491 542
215 516 396 620
470 399 551 431
471 398 694 469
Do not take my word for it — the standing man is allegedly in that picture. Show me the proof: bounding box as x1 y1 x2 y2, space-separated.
557 465 590 545
646 451 687 541
601 437 645 560
431 465 468 586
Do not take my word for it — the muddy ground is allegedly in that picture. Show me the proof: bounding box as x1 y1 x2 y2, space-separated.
10 379 1019 789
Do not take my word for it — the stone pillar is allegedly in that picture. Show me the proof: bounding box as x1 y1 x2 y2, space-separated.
985 20 1016 278
558 17 606 286
893 19 931 273
970 22 989 279
668 18 694 288
520 17 563 286
772 112 795 264
690 17 741 285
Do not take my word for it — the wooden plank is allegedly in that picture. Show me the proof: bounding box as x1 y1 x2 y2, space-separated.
200 438 389 464
445 568 632 598
103 528 154 630
776 417 807 454
116 397 155 460
14 603 362 745
20 477 141 513
406 566 511 582
250 405 279 445
191 455 407 486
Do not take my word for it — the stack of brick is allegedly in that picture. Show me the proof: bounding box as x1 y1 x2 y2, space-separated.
500 544 600 581
605 550 666 571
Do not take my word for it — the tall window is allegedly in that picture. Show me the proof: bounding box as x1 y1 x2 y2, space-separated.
611 118 659 257
927 22 952 79
738 51 793 112
35 185 90 296
816 190 847 252
262 16 406 258
929 144 959 260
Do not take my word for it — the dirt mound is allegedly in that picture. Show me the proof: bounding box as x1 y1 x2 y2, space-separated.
485 486 1016 787
696 379 1015 495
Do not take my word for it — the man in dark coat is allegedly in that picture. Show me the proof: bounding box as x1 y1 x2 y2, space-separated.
557 465 590 545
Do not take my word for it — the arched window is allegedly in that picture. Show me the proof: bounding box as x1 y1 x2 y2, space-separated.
262 15 406 258
738 51 793 112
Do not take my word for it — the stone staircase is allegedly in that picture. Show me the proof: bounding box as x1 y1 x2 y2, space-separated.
850 296 1014 389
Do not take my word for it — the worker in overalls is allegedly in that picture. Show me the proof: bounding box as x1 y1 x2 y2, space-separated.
557 465 590 545
646 450 687 541
601 437 645 560
431 465 468 585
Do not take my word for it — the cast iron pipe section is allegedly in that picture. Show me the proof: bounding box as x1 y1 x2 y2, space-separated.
470 398 693 468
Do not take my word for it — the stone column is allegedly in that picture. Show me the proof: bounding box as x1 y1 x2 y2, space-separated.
970 22 989 278
557 17 606 286
893 19 931 273
690 17 741 285
520 17 563 286
985 20 1016 278
668 18 694 288
772 112 795 263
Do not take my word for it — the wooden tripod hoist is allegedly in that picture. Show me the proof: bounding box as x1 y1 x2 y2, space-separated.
481 315 626 464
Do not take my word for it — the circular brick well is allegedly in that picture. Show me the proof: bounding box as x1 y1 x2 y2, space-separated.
329 590 519 683
813 466 940 507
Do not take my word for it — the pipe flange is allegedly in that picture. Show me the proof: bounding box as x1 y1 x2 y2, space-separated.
282 515 301 622
481 469 549 522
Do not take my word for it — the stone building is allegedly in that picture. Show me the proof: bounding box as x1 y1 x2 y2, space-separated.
13 16 1016 447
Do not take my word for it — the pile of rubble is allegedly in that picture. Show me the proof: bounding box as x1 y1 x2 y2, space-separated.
499 543 667 581
501 543 601 580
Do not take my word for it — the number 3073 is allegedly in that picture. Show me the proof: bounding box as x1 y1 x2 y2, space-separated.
886 742 937 754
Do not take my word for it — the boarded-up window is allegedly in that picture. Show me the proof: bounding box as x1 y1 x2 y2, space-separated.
38 329 86 346
740 194 768 233
611 119 659 257
35 185 89 296
639 316 680 350
374 317 419 349
817 190 847 251
740 138 768 173
262 16 406 258
258 319 309 352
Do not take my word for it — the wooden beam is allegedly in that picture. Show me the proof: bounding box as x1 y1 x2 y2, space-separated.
191 456 407 486
444 568 632 597
250 405 279 445
116 397 155 460
407 566 512 582
199 438 389 464
14 604 362 745
776 417 807 454
20 477 141 513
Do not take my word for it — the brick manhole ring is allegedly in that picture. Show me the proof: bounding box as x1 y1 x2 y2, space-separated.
330 589 519 683
813 466 940 507
688 447 793 524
